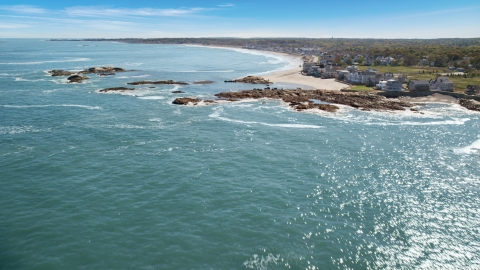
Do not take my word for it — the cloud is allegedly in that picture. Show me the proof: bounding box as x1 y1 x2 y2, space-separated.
0 22 30 28
0 5 46 14
63 6 212 17
218 4 235 8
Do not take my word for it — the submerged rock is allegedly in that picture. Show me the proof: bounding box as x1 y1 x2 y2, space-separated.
81 66 126 74
171 90 186 93
99 87 135 92
193 80 215 84
127 80 189 85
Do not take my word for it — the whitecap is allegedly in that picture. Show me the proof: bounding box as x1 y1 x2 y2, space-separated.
14 77 45 82
175 70 235 73
0 58 90 65
455 139 480 155
138 96 165 100
0 126 49 135
209 112 323 129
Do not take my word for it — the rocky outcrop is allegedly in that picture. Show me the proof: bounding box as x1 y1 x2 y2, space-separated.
48 70 77 76
224 76 271 84
171 90 185 93
48 66 126 77
67 75 89 83
99 87 135 92
127 80 189 85
193 80 215 84
172 97 201 105
172 98 216 105
80 66 126 76
215 89 415 112
459 98 480 112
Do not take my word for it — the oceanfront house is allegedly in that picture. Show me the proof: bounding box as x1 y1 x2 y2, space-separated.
347 70 377 85
302 62 317 73
409 80 430 91
384 79 403 92
336 70 350 80
430 77 454 92
376 80 387 90
346 65 359 72
466 85 480 95
322 68 337 79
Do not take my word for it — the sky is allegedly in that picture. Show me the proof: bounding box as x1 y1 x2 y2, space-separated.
0 0 479 39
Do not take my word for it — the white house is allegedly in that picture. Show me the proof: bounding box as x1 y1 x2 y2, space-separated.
376 80 387 90
384 79 403 92
430 77 454 92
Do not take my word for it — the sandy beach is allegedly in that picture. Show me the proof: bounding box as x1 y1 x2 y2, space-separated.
399 93 459 104
262 66 347 90
197 44 348 90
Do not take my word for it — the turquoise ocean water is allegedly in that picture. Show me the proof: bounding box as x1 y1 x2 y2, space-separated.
1 39 479 269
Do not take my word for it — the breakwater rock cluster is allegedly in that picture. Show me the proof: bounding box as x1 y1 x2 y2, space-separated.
48 66 127 83
214 89 415 112
224 76 271 84
126 80 189 86
459 98 480 111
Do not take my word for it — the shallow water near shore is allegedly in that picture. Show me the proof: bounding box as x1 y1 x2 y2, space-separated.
1 39 480 269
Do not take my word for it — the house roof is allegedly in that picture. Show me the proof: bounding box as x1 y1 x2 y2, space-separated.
411 80 429 84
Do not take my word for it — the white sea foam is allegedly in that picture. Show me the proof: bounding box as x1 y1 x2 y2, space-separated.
176 70 235 73
0 58 90 65
209 111 323 129
15 77 45 82
1 104 102 110
455 139 480 155
0 126 49 135
138 96 165 100
115 75 150 79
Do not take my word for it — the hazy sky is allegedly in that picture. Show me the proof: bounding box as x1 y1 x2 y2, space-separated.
1 0 479 38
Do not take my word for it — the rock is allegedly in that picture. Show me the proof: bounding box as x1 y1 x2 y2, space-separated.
127 80 189 85
459 98 480 111
99 87 135 92
48 70 76 76
81 66 126 74
193 80 215 84
171 90 185 93
67 75 89 83
172 97 201 105
224 76 271 84
214 89 414 112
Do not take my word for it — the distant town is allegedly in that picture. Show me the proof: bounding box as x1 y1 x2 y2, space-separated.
53 38 480 96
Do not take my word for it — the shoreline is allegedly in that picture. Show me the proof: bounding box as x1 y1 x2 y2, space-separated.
186 44 347 90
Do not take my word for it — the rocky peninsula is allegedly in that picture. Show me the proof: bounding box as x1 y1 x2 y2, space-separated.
459 98 480 112
213 89 415 112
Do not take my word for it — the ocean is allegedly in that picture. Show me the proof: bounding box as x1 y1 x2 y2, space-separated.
1 39 479 269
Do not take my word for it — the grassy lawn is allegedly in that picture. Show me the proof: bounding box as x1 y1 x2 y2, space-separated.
350 85 375 91
369 65 450 74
